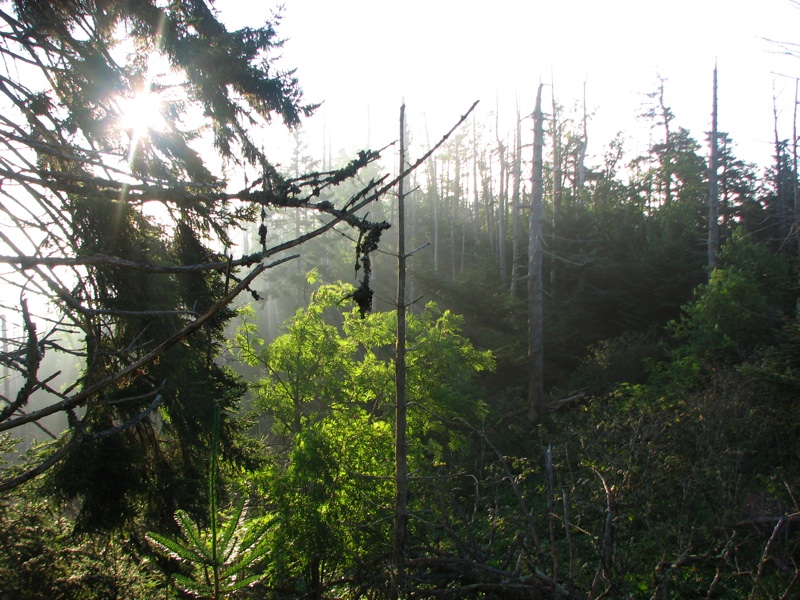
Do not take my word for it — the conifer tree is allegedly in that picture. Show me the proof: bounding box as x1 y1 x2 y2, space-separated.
0 1 392 527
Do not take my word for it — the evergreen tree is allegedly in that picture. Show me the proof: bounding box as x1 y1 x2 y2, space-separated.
0 1 392 531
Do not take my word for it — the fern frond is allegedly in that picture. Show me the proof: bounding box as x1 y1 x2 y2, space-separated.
172 572 213 596
221 537 271 579
147 531 204 564
174 509 215 564
218 497 246 560
223 570 266 592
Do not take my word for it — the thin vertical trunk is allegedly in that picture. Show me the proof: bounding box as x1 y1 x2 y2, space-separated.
794 78 799 218
453 136 461 279
433 164 440 274
510 105 523 296
391 104 408 600
528 84 545 423
546 444 559 584
327 117 332 174
295 210 304 308
773 86 788 243
662 88 672 205
484 152 495 255
720 135 730 226
498 144 508 280
461 208 467 274
424 119 439 274
321 111 327 171
708 64 720 273
472 114 481 240
551 77 562 221
550 80 561 289
794 79 800 317
409 174 417 306
1 316 8 400
577 80 589 202
473 114 480 238
496 102 508 282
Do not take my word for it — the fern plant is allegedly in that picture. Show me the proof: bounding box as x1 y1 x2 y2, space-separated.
148 497 271 599
148 407 271 599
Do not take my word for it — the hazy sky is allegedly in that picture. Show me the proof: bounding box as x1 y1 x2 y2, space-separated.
218 0 800 170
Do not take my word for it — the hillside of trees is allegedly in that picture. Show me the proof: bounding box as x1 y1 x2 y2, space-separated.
0 2 798 599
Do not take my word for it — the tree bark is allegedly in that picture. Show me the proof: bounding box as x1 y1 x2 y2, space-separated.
528 84 545 423
510 105 523 297
773 86 789 245
550 80 561 289
495 98 508 282
658 79 674 205
577 80 589 203
424 118 440 274
392 104 409 600
453 134 462 278
795 79 800 317
551 78 562 223
708 64 720 273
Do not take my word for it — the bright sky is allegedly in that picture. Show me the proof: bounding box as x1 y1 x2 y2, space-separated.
226 0 799 169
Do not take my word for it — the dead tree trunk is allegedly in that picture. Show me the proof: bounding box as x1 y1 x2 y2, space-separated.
551 78 562 226
496 99 508 282
658 79 673 205
795 79 800 317
577 80 589 202
773 86 789 246
708 64 720 272
453 135 462 278
424 119 439 274
528 84 545 423
392 104 409 600
550 81 561 289
510 105 523 297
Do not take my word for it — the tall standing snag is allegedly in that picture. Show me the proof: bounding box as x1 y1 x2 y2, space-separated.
708 64 720 272
392 103 409 600
528 84 545 423
510 103 524 297
390 100 479 597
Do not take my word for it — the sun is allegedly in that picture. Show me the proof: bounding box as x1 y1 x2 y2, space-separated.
119 89 166 137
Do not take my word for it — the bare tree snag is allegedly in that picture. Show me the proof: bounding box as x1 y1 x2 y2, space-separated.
496 100 508 283
708 63 720 272
578 80 589 199
528 84 545 423
510 102 524 297
392 103 409 600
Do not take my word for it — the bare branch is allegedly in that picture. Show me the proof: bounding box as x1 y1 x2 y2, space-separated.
0 258 282 434
0 432 82 493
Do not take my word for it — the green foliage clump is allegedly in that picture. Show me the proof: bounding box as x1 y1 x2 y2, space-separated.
669 230 792 368
148 496 271 600
230 281 494 595
147 406 271 599
0 491 158 599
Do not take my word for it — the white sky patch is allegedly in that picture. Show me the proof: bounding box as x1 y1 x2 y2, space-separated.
217 0 800 171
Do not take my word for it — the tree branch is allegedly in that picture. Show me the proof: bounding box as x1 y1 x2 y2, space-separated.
0 258 285 434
